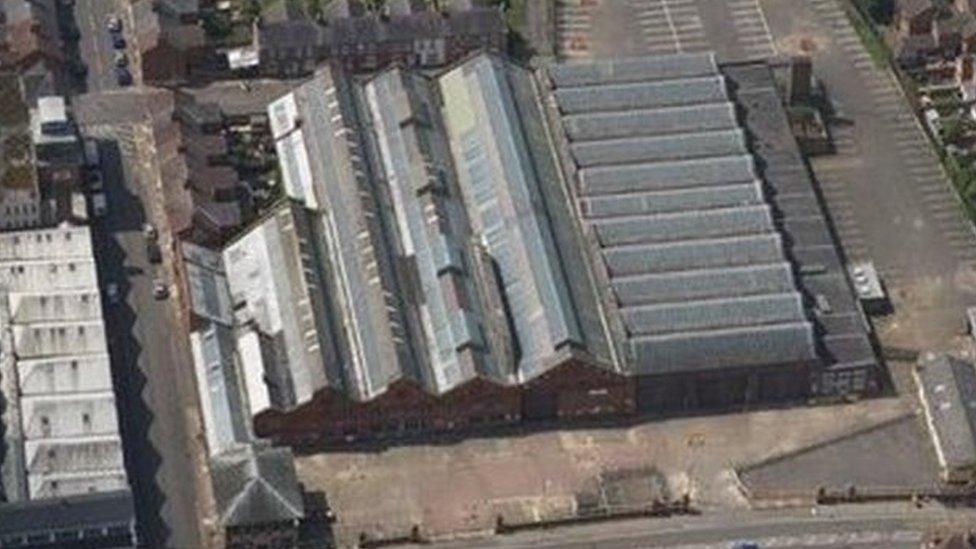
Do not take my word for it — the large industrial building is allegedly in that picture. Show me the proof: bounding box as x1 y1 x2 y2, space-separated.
176 52 880 445
0 225 135 547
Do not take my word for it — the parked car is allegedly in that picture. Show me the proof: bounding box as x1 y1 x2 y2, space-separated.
143 223 157 240
107 15 122 33
83 138 100 169
153 280 168 300
105 282 120 304
112 34 126 49
86 169 103 191
115 66 132 87
70 61 88 79
146 240 162 264
114 51 128 67
91 192 107 218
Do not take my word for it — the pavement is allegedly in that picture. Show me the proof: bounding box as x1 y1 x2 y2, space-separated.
296 397 912 546
759 0 976 370
555 0 776 61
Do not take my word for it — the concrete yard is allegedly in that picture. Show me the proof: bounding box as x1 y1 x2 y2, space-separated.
301 1 976 546
297 398 910 545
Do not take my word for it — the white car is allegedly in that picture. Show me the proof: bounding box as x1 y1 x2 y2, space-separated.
105 282 120 304
107 15 122 33
83 138 100 169
91 192 107 217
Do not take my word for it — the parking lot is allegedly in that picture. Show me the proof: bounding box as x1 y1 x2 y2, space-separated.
556 0 776 60
757 0 976 361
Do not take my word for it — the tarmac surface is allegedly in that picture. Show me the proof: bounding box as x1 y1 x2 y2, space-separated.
68 1 211 546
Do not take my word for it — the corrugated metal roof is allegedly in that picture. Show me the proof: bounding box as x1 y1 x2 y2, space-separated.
563 103 738 142
612 263 797 307
549 53 718 88
554 76 728 114
603 233 786 277
549 54 818 374
579 155 756 195
620 292 806 336
631 322 817 373
570 129 747 167
581 182 764 218
592 205 774 247
440 54 584 381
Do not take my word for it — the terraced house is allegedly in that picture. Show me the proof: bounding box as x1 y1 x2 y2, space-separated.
179 52 881 444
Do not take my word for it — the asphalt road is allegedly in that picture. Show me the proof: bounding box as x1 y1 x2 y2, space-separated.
429 505 975 549
74 0 131 92
87 128 204 549
66 1 207 546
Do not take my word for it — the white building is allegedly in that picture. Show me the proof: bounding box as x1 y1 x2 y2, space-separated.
0 225 128 501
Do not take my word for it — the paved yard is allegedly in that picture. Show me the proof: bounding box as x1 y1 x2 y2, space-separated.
297 398 909 545
760 0 976 368
556 0 775 60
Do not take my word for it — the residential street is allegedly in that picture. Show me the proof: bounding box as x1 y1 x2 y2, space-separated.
82 122 206 548
74 0 137 92
63 0 210 546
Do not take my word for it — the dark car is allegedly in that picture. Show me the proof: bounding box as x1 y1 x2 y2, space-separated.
115 67 132 87
146 240 162 264
112 34 126 49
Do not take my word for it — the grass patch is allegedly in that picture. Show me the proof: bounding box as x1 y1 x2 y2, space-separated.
944 153 976 222
845 3 890 69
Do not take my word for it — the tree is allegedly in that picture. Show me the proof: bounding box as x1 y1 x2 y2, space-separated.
859 0 894 25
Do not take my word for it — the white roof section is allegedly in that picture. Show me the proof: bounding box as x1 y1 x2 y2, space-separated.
0 225 127 501
37 96 67 125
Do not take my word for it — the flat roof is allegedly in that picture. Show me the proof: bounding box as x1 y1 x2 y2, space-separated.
916 353 976 469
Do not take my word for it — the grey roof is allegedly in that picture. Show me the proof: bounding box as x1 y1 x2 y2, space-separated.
439 54 586 381
549 53 818 375
553 76 728 114
579 155 757 195
288 68 417 400
548 54 719 88
570 129 747 167
632 323 817 374
581 182 765 218
562 103 739 142
916 354 976 470
602 233 787 277
612 263 798 307
0 489 134 544
362 67 504 392
719 62 878 376
258 8 503 50
183 241 233 326
591 205 775 247
211 443 304 527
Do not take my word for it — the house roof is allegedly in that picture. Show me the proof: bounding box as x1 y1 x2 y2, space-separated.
211 443 304 527
257 7 504 51
898 0 937 18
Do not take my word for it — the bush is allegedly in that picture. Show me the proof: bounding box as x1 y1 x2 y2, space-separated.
858 0 894 25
